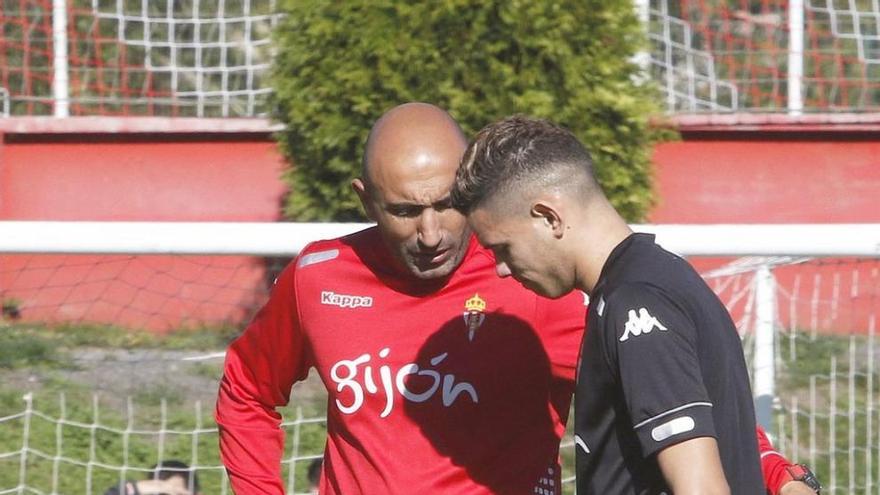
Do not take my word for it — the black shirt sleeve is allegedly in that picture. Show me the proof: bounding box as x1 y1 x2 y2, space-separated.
601 283 717 457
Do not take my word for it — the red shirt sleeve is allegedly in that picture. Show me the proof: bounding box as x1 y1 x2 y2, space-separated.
215 261 312 494
756 425 794 495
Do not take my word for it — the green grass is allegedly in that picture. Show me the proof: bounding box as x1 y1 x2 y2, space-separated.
0 330 62 369
1 322 239 354
774 332 879 492
188 361 224 381
5 324 876 493
0 322 326 494
0 378 327 495
779 334 861 389
1 391 222 494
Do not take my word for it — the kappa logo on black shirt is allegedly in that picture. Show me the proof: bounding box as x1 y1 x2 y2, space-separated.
619 307 667 342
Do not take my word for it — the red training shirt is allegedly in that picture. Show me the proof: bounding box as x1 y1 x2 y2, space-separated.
216 228 583 494
757 425 798 494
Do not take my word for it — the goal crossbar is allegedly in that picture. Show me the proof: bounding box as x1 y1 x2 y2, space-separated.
0 221 878 257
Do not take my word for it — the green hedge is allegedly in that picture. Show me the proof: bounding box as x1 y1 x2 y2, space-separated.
272 0 667 222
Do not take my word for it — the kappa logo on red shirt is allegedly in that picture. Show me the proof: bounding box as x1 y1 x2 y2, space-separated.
321 291 373 309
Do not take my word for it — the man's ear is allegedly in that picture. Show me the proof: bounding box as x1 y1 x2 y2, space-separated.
531 201 564 239
352 178 376 221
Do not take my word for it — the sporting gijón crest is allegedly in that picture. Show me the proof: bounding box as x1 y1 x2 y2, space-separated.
462 293 487 342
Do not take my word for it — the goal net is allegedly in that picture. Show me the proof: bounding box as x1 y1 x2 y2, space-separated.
2 1 880 116
640 0 880 112
0 0 280 117
1 253 281 332
1 223 879 494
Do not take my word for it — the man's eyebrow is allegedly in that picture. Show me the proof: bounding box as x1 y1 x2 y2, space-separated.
385 196 451 209
432 196 452 207
385 201 422 208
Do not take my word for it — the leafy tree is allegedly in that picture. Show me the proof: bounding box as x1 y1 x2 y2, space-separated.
272 0 667 221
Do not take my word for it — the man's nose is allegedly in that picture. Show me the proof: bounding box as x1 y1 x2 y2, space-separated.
417 209 442 249
495 261 512 278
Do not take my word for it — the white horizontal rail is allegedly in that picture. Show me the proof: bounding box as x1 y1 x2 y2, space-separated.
0 222 365 256
635 224 880 257
0 222 879 257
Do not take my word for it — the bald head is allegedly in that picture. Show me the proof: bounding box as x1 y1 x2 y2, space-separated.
353 103 472 281
362 102 467 186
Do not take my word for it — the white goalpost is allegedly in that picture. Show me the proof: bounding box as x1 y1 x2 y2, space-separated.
1 221 879 494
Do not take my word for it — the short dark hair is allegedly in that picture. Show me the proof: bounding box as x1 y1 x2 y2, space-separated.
151 460 200 493
451 115 597 214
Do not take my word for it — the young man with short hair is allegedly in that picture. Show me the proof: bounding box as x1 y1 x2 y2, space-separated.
452 115 772 494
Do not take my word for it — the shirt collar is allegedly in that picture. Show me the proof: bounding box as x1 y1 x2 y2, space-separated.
592 232 656 295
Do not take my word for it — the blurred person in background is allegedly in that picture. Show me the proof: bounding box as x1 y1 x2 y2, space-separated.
307 458 322 494
103 459 201 495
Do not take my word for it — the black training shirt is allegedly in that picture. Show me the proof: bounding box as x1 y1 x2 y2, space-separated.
574 233 763 494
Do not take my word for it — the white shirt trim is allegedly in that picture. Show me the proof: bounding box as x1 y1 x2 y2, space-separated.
633 401 713 430
574 435 591 454
298 249 339 267
761 450 784 459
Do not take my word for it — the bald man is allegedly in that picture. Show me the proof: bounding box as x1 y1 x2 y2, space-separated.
216 104 812 495
216 103 584 494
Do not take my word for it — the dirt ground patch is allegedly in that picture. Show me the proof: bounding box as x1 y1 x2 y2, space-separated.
1 347 328 414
